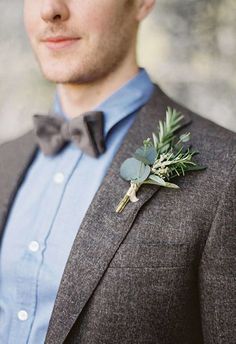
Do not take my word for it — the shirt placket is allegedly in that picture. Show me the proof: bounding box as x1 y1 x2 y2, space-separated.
9 147 82 344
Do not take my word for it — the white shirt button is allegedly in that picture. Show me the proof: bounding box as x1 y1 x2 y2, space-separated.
53 172 65 184
17 310 28 321
28 241 40 252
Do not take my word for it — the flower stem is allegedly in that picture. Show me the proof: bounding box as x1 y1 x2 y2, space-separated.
115 194 130 213
116 182 140 213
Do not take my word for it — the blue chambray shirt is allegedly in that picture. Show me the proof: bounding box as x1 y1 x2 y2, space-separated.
0 68 154 344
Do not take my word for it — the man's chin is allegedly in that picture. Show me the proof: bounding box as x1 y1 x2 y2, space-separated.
40 67 104 85
37 58 111 84
40 67 78 84
41 73 71 84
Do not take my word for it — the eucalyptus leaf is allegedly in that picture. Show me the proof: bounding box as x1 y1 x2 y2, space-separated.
149 174 166 186
133 146 157 165
120 157 151 183
164 182 180 189
143 178 179 189
143 179 161 186
146 175 179 189
135 164 151 182
133 153 149 165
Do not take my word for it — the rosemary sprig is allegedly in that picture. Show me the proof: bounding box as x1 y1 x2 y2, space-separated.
153 107 184 155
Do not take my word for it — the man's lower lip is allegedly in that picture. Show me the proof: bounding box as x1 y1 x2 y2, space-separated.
43 39 80 50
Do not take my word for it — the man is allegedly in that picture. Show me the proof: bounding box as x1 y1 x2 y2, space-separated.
0 0 235 343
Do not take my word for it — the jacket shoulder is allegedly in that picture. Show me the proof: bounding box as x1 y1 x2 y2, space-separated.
153 83 236 167
0 129 35 154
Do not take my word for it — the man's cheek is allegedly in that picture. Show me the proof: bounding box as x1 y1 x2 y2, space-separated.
81 8 115 33
24 19 35 39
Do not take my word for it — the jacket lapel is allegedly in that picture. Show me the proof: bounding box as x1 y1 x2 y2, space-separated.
0 130 38 241
0 84 192 343
44 84 192 343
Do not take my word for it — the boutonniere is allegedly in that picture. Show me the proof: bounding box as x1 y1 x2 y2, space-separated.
116 107 207 213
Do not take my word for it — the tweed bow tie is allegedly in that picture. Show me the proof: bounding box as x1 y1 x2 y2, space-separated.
32 111 106 158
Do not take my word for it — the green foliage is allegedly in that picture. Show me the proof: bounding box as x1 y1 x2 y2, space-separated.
120 107 206 187
133 146 157 165
144 174 179 188
117 107 207 212
120 157 151 183
152 107 184 155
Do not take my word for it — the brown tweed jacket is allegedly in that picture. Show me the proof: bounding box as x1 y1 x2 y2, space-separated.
0 84 235 344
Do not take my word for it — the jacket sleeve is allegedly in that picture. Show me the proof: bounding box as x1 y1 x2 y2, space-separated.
198 163 236 343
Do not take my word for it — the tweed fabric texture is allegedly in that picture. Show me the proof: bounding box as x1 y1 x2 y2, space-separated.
0 84 235 344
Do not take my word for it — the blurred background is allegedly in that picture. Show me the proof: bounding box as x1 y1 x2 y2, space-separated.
0 0 236 144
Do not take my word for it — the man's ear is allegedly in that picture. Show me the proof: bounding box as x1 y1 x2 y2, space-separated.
135 0 156 21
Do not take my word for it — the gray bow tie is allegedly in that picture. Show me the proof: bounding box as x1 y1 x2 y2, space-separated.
32 111 106 158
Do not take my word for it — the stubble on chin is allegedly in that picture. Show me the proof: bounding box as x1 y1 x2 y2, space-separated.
35 37 131 85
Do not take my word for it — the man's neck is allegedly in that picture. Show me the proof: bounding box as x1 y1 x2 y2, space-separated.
56 60 140 119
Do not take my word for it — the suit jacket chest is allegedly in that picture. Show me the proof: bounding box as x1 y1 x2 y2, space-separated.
0 84 196 343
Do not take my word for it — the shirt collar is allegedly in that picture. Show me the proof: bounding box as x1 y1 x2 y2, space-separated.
53 67 154 139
